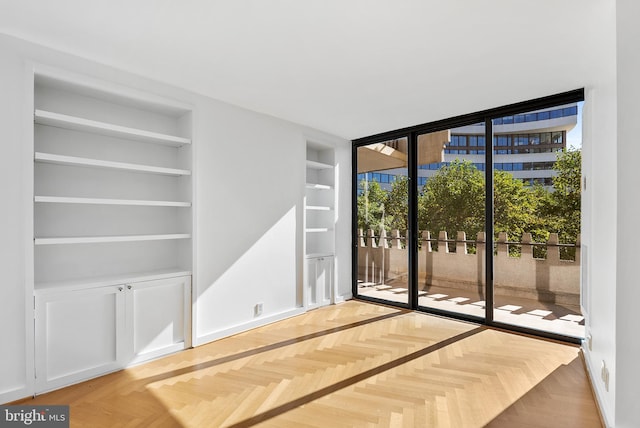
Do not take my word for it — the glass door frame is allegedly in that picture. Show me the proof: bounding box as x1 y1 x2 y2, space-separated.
352 89 584 344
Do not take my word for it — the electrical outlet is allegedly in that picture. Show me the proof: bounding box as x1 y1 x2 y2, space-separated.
601 360 609 391
586 334 593 351
255 302 263 317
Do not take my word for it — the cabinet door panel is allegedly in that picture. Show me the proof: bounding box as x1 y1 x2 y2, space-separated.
306 257 333 310
128 276 190 364
306 258 319 308
35 286 125 392
319 256 334 306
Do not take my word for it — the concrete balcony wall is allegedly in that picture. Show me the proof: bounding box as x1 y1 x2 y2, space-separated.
358 229 580 306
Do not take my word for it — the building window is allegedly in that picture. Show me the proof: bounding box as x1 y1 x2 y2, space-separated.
552 132 563 144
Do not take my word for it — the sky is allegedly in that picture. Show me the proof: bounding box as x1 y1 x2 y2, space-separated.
566 101 584 149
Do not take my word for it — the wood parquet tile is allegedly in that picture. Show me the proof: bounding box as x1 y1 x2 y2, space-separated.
18 301 602 427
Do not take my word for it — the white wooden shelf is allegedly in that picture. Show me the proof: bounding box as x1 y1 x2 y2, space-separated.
35 152 191 176
306 183 333 190
34 268 192 293
305 228 334 233
306 205 332 211
305 252 335 259
35 233 191 246
34 196 191 207
306 159 333 170
35 109 191 147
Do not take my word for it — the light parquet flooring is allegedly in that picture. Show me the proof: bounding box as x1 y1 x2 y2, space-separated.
18 301 602 427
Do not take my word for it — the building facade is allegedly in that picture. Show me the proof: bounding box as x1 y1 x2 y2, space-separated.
357 103 578 191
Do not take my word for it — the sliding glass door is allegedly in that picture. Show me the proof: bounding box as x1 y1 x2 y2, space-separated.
352 90 584 342
491 106 583 338
416 127 486 320
355 138 409 306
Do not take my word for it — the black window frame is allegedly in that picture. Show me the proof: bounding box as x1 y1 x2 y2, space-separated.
352 88 584 343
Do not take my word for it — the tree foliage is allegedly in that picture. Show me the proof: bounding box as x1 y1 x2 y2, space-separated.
493 170 540 242
357 179 388 233
418 160 484 239
357 149 581 246
543 148 582 244
385 176 409 233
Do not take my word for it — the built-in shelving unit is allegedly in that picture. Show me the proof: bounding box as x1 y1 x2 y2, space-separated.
32 69 194 393
305 144 335 258
304 142 336 309
33 71 193 288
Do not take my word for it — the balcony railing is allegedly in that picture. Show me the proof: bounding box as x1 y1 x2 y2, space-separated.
357 229 580 306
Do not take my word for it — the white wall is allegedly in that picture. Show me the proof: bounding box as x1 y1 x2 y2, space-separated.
575 1 619 424
192 109 353 345
615 1 640 426
0 33 350 402
334 141 353 302
0 37 32 403
582 82 619 427
193 103 307 343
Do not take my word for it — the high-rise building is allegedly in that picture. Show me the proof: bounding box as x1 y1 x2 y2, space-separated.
357 103 578 190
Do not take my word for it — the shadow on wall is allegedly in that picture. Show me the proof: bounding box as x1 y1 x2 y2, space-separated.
196 205 302 337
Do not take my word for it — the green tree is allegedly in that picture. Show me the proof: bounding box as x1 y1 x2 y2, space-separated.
493 170 540 242
418 160 485 238
385 176 409 233
357 179 389 233
541 148 582 244
357 149 581 255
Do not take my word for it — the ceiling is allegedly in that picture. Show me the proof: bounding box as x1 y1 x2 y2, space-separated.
0 0 605 140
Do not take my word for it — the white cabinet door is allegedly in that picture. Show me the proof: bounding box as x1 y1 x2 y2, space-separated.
126 276 191 364
35 285 126 393
306 256 333 310
34 275 191 392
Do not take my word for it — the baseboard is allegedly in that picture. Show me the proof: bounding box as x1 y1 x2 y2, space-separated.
581 345 613 428
194 307 306 347
1 386 32 405
333 292 352 304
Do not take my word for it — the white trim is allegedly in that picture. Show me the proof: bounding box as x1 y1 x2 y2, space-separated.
582 345 614 427
34 269 192 294
23 60 37 402
188 106 198 350
0 387 32 406
333 293 352 304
